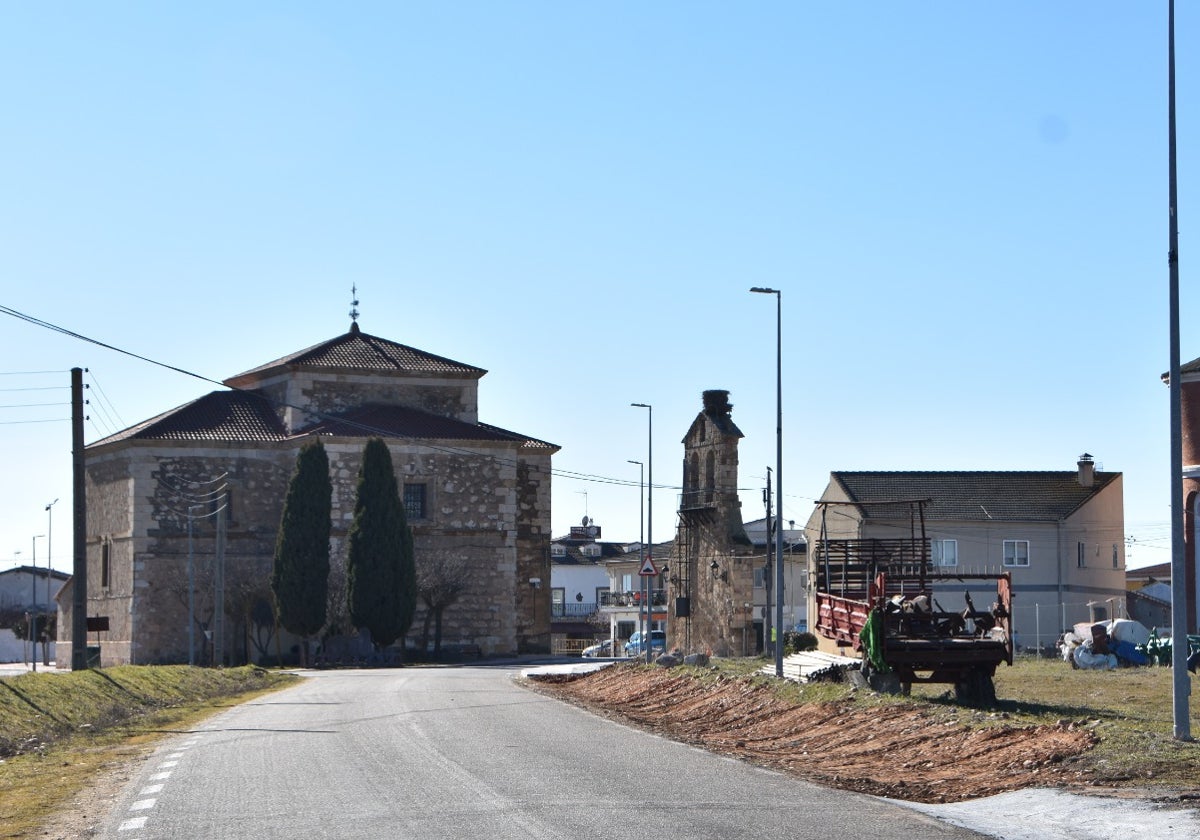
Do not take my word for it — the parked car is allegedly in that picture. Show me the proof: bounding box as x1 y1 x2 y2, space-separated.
581 639 615 658
624 630 666 656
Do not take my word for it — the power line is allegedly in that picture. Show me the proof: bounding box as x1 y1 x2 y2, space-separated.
86 369 127 430
0 304 690 491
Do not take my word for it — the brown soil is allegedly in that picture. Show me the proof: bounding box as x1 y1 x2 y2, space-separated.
530 664 1099 804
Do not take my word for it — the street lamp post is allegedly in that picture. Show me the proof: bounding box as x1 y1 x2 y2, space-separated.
751 286 785 679
45 499 58 667
628 460 644 655
631 403 653 662
30 534 45 672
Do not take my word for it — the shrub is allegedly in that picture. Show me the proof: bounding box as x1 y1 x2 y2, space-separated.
784 631 818 654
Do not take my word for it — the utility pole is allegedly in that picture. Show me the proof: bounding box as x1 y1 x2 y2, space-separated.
212 494 226 667
1166 0 1192 741
71 367 88 670
45 499 58 666
30 534 44 671
763 467 773 657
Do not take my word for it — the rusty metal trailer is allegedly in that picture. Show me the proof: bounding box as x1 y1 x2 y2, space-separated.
812 501 1014 706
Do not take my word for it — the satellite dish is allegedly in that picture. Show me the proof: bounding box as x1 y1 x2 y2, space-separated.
581 515 590 526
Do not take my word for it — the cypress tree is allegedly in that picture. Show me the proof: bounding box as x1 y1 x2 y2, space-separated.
271 440 332 663
347 437 417 650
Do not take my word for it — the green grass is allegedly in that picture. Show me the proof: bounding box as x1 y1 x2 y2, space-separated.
0 666 297 838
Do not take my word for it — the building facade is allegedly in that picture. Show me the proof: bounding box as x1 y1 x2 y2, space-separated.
58 323 558 665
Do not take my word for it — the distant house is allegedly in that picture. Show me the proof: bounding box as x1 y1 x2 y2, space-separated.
743 518 808 636
1125 562 1173 631
0 565 69 613
806 455 1127 653
59 322 558 666
548 522 622 653
0 566 68 664
600 539 672 650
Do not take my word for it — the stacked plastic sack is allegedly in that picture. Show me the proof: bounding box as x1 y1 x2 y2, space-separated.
1060 619 1152 669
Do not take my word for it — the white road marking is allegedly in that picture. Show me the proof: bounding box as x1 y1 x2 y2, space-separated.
118 817 147 831
167 752 184 758
139 784 164 795
149 772 171 781
130 798 156 811
158 760 178 769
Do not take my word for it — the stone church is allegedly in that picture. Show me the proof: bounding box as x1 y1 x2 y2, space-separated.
58 321 558 665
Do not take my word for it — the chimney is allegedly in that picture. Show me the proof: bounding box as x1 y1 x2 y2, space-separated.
1077 453 1095 488
702 389 733 416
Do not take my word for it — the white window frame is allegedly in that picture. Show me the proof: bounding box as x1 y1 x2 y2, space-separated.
932 539 958 567
1077 541 1086 569
551 544 566 557
1003 539 1030 567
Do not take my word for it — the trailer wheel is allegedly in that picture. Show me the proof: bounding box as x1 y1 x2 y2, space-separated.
859 658 902 694
954 668 997 707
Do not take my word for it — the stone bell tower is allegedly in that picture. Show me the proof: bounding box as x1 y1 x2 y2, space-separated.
668 390 754 656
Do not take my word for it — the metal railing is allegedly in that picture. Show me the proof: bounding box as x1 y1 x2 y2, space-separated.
550 602 598 618
599 590 667 608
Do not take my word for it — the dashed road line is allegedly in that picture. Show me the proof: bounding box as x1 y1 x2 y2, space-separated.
114 735 202 837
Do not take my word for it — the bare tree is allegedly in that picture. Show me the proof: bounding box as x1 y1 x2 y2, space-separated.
167 555 215 664
415 552 471 656
225 553 274 665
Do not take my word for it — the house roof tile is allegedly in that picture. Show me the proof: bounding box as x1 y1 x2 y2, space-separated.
830 470 1119 522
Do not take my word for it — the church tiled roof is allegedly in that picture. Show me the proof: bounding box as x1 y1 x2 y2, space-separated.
90 391 289 445
90 396 557 450
305 404 557 449
224 324 485 387
830 470 1120 522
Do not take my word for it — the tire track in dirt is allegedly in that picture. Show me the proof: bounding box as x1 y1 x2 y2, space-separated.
530 665 1097 803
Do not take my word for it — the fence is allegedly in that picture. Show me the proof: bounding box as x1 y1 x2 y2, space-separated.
1010 598 1131 657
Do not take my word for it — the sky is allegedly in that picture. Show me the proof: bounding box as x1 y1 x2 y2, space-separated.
0 3 1193 574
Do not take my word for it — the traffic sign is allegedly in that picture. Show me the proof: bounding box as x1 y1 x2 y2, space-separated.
638 558 658 577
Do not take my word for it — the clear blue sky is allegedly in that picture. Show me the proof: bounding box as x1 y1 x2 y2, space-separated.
0 3 1191 573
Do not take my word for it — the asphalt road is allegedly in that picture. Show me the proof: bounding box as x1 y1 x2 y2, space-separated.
93 666 986 840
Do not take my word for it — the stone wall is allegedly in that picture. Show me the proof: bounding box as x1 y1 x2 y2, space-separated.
82 430 553 664
242 371 478 429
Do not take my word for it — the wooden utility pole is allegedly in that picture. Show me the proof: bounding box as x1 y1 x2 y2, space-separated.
70 367 88 670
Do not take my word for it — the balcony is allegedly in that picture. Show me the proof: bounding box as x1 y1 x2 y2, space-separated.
550 602 598 619
599 590 667 609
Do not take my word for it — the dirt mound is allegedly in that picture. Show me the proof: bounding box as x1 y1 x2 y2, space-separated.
531 664 1098 803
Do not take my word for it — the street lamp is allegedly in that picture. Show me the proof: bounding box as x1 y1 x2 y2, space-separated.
627 460 644 654
30 534 45 672
631 402 653 662
45 499 58 667
751 286 785 679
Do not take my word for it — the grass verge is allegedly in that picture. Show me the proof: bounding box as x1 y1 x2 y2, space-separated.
0 666 297 838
